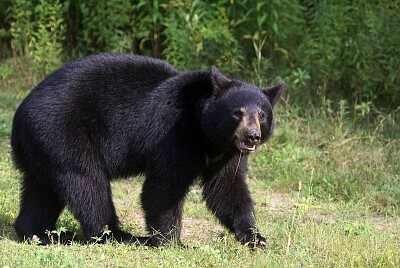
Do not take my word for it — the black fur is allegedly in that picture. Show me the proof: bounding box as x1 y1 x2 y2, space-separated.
11 53 284 247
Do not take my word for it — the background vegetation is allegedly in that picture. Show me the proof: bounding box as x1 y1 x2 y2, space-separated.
1 0 399 109
0 0 399 267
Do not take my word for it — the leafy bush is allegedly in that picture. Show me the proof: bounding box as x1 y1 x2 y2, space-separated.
1 0 399 111
161 0 242 72
10 0 65 77
299 0 400 109
9 0 34 57
79 0 134 54
30 0 65 76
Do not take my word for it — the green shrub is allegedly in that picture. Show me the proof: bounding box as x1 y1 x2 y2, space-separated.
10 0 65 77
161 0 242 72
2 0 400 111
79 0 134 54
29 0 65 76
299 0 400 109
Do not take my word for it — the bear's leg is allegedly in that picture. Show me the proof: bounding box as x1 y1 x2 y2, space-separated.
15 174 66 244
202 155 266 249
141 176 191 246
59 171 132 244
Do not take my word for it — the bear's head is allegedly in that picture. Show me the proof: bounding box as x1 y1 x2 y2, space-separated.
201 66 284 155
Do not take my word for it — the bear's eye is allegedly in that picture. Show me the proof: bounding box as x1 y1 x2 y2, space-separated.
259 111 266 119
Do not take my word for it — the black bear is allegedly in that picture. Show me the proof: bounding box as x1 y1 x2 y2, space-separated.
11 53 284 248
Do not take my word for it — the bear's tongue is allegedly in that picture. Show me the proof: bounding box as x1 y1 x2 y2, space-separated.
238 141 256 152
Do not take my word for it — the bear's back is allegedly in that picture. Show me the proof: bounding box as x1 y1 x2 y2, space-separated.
14 54 180 129
11 54 182 177
34 53 179 98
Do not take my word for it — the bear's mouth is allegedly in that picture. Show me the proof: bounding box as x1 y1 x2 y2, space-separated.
235 138 257 153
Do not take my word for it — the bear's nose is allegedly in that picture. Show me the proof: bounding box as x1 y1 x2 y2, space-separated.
245 129 261 144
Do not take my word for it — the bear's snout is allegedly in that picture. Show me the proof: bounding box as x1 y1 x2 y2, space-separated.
235 127 261 153
245 129 261 145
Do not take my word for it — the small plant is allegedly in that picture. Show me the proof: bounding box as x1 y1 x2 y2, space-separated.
338 99 350 121
290 68 310 88
30 235 43 246
45 226 68 244
321 97 334 117
29 0 65 77
355 101 373 120
0 63 12 81
9 0 34 57
90 228 112 244
200 244 229 264
250 31 270 87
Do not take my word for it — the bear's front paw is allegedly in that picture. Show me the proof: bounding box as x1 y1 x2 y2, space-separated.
235 231 267 249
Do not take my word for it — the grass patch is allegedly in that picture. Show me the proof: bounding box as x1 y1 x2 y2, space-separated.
250 103 400 216
0 64 399 267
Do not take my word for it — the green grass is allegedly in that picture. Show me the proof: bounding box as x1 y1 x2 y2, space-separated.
1 61 399 267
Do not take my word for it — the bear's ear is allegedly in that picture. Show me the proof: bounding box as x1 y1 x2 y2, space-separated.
262 81 285 108
210 66 232 93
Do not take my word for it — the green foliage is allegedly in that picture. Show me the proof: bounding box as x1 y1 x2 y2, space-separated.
134 0 242 71
0 62 12 81
251 100 400 215
2 0 399 110
161 0 241 71
9 0 34 57
0 0 12 59
79 0 134 54
300 0 400 108
226 0 304 80
10 0 65 77
29 0 65 76
134 0 163 57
